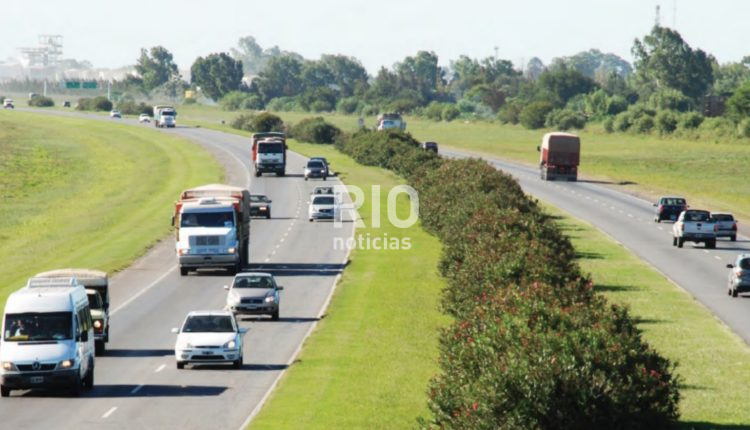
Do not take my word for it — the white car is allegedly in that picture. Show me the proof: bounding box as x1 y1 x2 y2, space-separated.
172 311 246 369
138 113 151 123
308 194 340 222
224 272 283 320
109 110 121 118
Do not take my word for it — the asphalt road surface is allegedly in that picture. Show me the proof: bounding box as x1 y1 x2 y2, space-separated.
2 112 354 429
442 148 750 346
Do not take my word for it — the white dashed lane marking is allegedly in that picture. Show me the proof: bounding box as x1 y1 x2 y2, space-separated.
154 364 166 373
102 407 118 419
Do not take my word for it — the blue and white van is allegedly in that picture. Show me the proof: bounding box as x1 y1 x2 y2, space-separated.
0 277 95 397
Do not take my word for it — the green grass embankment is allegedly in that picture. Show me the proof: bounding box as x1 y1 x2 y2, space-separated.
0 110 222 305
249 141 447 429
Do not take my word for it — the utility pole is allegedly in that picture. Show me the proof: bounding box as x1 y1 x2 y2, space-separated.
655 4 661 27
107 80 111 101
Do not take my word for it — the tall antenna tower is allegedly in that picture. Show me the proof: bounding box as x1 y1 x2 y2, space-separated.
655 4 661 27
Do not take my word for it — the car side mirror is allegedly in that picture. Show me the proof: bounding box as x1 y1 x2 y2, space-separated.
171 327 179 334
223 285 230 290
277 286 284 291
727 264 735 269
653 203 657 207
238 328 248 335
268 200 273 203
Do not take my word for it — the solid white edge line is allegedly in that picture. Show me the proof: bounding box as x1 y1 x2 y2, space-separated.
110 265 177 316
102 407 118 419
236 182 356 430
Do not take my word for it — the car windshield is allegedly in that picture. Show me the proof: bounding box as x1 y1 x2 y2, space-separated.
258 142 284 153
182 315 235 333
250 195 269 203
311 158 327 164
307 161 324 168
313 196 335 205
4 312 72 342
233 276 275 289
87 292 103 310
181 211 234 227
313 187 334 195
685 211 710 222
712 214 734 221
661 198 686 206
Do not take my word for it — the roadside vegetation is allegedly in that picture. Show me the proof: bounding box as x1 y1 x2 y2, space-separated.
0 111 221 305
250 141 447 429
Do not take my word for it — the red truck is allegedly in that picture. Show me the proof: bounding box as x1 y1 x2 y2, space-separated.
538 132 580 181
251 132 287 177
173 184 251 276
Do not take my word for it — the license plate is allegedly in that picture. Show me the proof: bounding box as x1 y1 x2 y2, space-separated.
30 376 43 384
670 215 676 220
202 351 212 355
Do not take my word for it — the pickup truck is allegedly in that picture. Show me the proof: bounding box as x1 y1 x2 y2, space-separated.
672 209 717 249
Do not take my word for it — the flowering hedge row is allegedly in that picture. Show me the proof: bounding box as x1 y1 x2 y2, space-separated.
333 129 680 429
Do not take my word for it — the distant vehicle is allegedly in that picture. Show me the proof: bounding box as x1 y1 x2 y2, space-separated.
172 311 246 369
654 196 688 223
711 212 737 241
224 272 283 320
28 92 37 101
309 194 339 222
62 101 71 108
421 141 438 153
249 194 272 219
0 277 95 397
153 105 176 128
672 209 717 249
309 157 331 176
251 132 287 177
304 160 328 181
727 254 750 298
376 112 406 131
173 184 251 276
3 99 14 109
110 110 121 118
33 269 110 356
538 132 580 181
311 186 335 196
138 113 151 123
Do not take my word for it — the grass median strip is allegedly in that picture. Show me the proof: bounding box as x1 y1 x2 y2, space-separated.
0 110 221 305
249 141 447 429
546 203 750 427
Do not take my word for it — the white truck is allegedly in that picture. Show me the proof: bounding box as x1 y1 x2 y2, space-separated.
153 105 177 128
251 132 287 177
173 184 251 276
672 209 717 249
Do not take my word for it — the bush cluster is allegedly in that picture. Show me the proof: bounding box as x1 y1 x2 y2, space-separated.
116 101 151 116
76 96 112 112
289 117 341 144
331 130 680 428
28 96 54 107
230 112 284 133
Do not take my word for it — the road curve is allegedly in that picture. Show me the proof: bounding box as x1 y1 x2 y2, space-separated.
1 111 354 429
441 148 750 346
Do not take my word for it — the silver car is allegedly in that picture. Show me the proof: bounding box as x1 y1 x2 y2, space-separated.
727 254 750 298
224 273 283 320
712 212 737 241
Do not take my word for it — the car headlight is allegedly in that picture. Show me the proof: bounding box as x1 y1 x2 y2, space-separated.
259 206 267 211
60 359 74 369
180 342 193 349
227 247 236 254
228 293 241 304
178 247 190 256
93 320 103 329
265 296 275 303
2 362 15 371
223 340 236 349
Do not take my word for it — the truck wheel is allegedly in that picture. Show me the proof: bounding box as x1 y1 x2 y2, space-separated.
672 237 677 246
304 177 308 181
677 238 684 248
83 362 94 390
95 341 105 356
1 386 10 397
733 288 739 298
271 309 279 321
176 361 185 369
729 286 733 296
180 267 189 276
255 170 261 177
266 211 271 219
69 373 82 397
732 235 737 242
656 217 661 223
707 240 716 249
323 176 327 181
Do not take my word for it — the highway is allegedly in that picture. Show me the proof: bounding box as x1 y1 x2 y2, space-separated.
1 112 354 429
442 148 750 345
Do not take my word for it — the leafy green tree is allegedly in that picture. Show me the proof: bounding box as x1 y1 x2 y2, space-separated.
191 53 244 101
538 65 597 106
520 101 554 129
134 46 179 91
318 55 369 97
712 60 750 95
253 56 304 103
394 51 445 104
230 35 303 76
632 26 714 100
552 49 632 80
525 57 545 81
726 82 750 122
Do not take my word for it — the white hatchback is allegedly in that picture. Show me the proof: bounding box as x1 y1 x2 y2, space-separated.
308 194 340 222
172 311 246 369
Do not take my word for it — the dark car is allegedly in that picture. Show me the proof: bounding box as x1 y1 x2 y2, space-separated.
654 196 687 222
63 100 71 108
309 157 330 175
249 194 272 219
304 160 327 181
421 141 438 153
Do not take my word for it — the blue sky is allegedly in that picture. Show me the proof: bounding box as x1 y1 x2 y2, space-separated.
2 0 748 72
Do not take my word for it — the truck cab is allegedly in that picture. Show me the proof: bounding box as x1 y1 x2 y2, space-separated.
153 105 177 128
174 185 251 276
251 132 287 177
539 132 580 181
